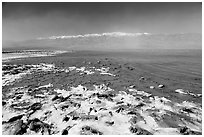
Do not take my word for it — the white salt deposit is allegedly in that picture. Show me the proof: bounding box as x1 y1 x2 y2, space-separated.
150 86 155 89
38 83 53 88
2 71 31 86
154 128 180 135
55 89 70 98
175 89 187 94
158 84 165 88
100 72 115 76
2 63 202 135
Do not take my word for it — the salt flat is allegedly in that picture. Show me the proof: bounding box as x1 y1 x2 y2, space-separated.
2 50 202 135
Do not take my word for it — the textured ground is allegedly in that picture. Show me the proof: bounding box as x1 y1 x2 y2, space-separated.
2 50 202 135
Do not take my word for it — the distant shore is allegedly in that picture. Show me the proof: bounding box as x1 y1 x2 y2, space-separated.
2 50 69 62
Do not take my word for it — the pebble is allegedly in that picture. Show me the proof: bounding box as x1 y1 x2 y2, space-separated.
158 84 165 88
150 86 155 89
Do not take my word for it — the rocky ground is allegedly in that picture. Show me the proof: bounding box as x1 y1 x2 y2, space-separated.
2 51 202 135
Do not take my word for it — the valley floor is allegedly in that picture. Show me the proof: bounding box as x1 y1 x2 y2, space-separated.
2 50 202 135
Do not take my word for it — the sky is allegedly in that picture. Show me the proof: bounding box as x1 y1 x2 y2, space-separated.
2 2 202 42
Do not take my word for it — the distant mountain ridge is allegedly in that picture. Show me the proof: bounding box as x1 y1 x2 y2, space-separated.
37 32 151 40
3 32 202 51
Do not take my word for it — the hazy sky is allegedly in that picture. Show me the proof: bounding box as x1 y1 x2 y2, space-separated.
2 2 202 42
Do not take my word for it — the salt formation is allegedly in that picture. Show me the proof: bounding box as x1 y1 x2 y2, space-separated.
2 63 202 135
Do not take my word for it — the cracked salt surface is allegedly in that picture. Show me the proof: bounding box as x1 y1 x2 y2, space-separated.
2 71 30 86
2 63 202 135
2 64 55 86
66 66 116 76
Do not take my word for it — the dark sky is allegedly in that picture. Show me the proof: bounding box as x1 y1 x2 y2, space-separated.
2 2 202 42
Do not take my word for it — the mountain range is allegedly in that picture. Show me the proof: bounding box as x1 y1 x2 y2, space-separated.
3 32 202 51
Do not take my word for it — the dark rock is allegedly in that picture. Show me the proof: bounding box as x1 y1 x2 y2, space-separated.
81 126 103 135
106 82 111 87
91 128 103 135
7 114 24 123
180 126 190 135
95 117 98 120
28 88 33 92
81 115 98 121
75 103 81 108
127 111 137 115
64 125 73 134
97 94 108 99
127 66 134 70
29 121 42 132
2 65 14 71
127 103 131 107
28 118 51 134
11 69 21 75
105 121 114 126
115 107 124 113
62 116 70 122
107 97 113 102
139 77 145 81
136 103 145 108
108 92 116 97
96 100 102 104
15 95 23 99
99 107 107 111
42 124 52 135
89 107 93 112
130 126 152 135
130 116 138 124
29 102 42 111
82 126 91 131
61 104 69 110
72 116 80 120
72 93 83 97
61 95 72 102
182 108 193 113
44 111 52 116
109 111 113 116
15 123 27 135
62 129 68 135
97 93 113 101
2 101 6 106
130 126 138 134
13 120 27 135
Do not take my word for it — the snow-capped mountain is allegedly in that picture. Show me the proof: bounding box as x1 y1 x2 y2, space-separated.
3 32 201 51
37 32 151 40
